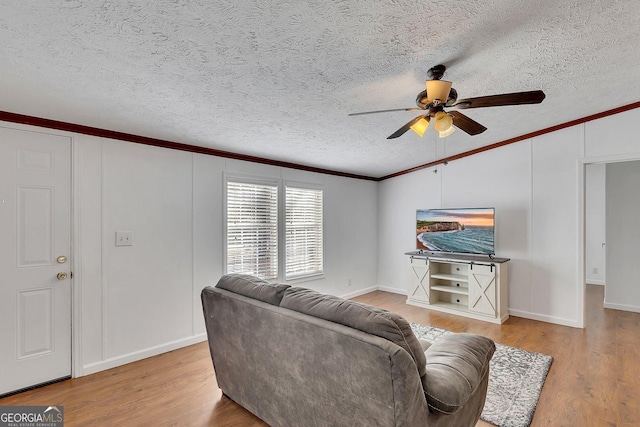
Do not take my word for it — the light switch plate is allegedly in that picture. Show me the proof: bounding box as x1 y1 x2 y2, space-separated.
115 231 133 246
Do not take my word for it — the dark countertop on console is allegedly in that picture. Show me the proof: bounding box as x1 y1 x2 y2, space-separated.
405 251 510 264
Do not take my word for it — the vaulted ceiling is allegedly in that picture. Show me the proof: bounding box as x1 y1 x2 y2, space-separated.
1 1 639 178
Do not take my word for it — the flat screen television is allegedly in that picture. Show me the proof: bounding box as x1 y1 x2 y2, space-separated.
416 208 495 255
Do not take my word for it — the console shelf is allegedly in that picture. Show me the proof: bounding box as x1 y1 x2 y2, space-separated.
430 284 468 295
430 273 468 282
405 252 509 324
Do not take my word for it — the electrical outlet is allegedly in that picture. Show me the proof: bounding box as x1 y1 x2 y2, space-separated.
115 231 133 246
348 279 352 287
592 268 598 275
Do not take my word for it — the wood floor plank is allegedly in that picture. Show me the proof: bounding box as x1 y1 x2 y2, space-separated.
1 285 638 426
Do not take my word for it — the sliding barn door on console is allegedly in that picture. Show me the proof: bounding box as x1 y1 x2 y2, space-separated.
0 126 72 395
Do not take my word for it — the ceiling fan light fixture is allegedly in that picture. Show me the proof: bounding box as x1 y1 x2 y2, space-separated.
426 80 452 104
438 126 456 138
433 111 454 132
410 116 430 137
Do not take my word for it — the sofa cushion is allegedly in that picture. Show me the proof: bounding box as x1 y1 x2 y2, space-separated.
419 338 432 352
423 333 495 414
280 287 427 378
215 273 290 306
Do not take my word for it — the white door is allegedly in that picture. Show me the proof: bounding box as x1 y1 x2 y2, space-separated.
468 264 497 316
0 126 71 395
409 258 430 303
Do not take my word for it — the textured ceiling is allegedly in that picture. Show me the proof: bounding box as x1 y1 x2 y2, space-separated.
1 0 639 178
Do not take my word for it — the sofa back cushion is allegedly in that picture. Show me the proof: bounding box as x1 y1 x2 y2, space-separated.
215 274 290 306
280 287 426 378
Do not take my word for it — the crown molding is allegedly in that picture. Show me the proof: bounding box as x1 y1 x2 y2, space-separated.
380 100 640 180
0 111 377 182
3 100 640 182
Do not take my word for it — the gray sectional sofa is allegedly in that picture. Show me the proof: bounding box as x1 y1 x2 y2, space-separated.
201 274 495 427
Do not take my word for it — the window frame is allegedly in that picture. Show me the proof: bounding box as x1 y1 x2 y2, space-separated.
223 174 324 283
284 181 324 282
223 174 280 282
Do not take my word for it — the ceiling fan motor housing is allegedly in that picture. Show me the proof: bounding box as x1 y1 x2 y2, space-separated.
416 86 458 109
427 64 446 80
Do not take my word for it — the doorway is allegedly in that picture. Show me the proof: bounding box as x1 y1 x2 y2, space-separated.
0 126 72 395
581 157 640 327
585 164 606 286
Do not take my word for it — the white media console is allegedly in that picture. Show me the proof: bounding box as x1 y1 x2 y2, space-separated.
406 252 509 324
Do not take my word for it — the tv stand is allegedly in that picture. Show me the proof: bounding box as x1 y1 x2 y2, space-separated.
405 252 510 324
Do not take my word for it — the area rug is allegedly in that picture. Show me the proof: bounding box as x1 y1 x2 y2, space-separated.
410 323 553 427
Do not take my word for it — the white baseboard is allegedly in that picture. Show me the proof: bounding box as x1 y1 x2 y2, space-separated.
586 280 605 286
377 286 407 295
351 287 580 328
508 309 580 328
603 301 640 314
339 286 378 299
81 333 208 376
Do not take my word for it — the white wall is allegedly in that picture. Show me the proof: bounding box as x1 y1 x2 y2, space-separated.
377 128 583 326
74 134 378 375
5 103 640 377
377 106 640 327
443 142 533 313
585 164 606 285
377 167 441 292
605 161 640 313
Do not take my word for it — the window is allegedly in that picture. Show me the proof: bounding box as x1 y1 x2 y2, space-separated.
225 178 323 282
285 186 323 280
226 181 278 281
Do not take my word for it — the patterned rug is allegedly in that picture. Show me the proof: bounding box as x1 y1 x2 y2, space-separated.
410 323 553 427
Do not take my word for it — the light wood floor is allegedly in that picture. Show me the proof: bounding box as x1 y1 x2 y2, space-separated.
1 285 638 426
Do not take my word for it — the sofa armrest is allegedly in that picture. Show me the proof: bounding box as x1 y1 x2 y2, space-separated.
423 333 495 414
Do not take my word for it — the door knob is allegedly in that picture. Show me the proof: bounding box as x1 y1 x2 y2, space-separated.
57 272 68 280
57 255 67 264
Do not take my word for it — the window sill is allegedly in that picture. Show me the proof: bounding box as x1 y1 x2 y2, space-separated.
285 273 325 285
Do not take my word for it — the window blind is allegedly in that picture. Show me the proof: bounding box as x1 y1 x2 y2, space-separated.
285 186 323 280
226 181 278 281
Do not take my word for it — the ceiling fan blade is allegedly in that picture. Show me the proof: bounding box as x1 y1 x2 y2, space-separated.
453 90 545 109
348 107 422 116
449 111 487 135
387 115 424 139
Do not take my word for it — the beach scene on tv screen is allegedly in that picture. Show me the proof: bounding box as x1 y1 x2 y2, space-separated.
416 208 495 255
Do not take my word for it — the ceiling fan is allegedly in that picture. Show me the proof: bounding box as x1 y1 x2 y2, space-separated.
349 64 545 139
